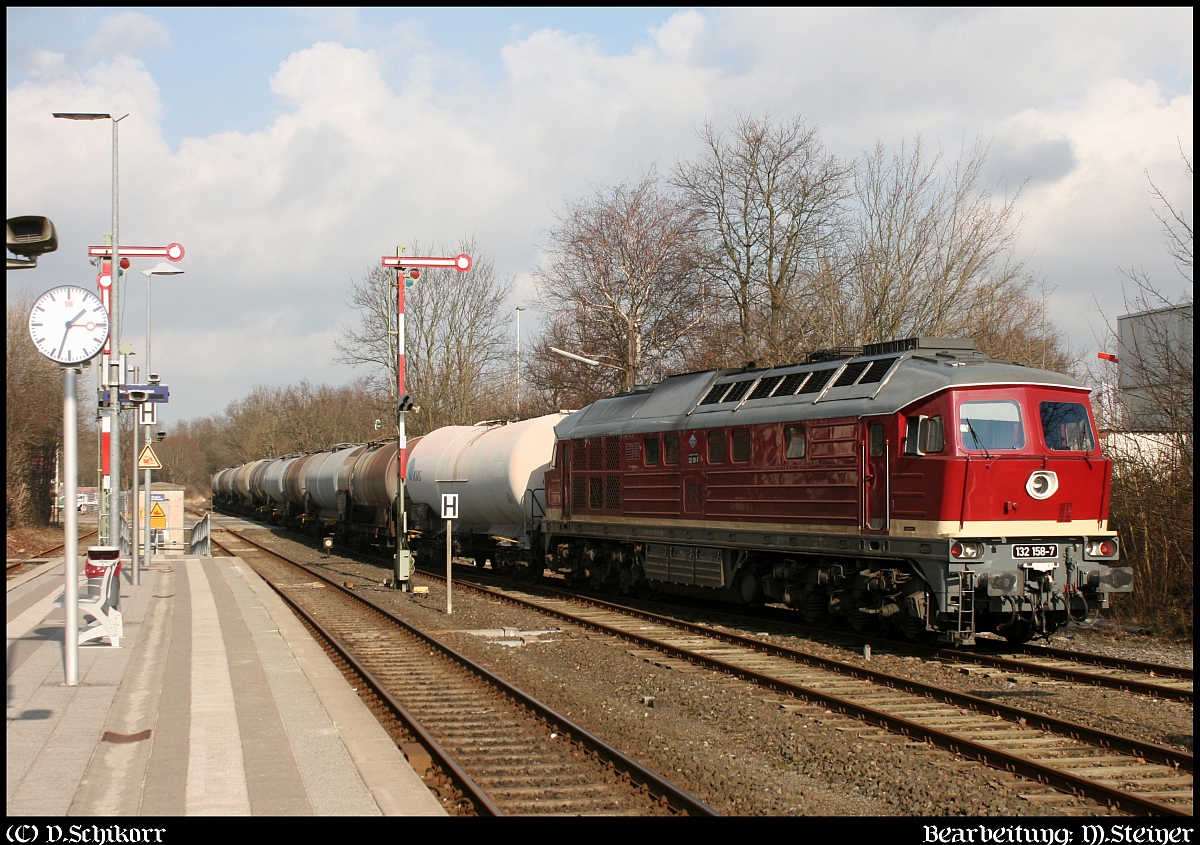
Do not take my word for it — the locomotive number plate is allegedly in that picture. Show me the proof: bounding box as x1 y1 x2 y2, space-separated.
1013 543 1058 559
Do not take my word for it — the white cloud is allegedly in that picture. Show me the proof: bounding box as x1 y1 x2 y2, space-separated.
7 8 1192 422
650 9 706 64
78 11 172 66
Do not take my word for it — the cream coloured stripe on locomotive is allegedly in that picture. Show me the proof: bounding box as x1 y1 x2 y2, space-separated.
889 518 1117 539
546 510 1115 541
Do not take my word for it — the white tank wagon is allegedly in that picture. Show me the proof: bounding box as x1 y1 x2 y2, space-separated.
301 444 366 521
255 455 305 520
406 413 568 543
282 452 322 511
248 459 276 510
233 459 268 507
211 467 238 504
344 440 401 507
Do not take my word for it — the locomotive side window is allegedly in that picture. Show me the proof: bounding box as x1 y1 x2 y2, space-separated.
903 416 944 455
868 423 885 457
645 435 660 466
785 426 806 459
921 416 945 453
1039 402 1096 451
664 433 680 465
707 430 726 463
731 429 751 462
960 401 1024 451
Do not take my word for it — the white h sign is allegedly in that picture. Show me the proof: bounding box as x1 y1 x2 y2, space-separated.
441 493 459 520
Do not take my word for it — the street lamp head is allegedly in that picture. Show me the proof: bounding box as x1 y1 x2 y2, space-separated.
142 262 184 278
53 112 112 120
549 346 602 367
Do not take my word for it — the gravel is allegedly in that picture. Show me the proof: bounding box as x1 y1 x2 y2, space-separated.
243 528 1192 817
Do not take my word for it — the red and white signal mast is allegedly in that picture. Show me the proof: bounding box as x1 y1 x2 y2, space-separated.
379 251 472 589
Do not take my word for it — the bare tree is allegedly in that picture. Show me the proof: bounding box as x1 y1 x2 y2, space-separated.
335 236 514 433
1094 148 1193 636
155 423 210 500
845 137 1062 361
5 287 101 525
524 309 630 412
333 264 398 398
533 170 707 395
673 114 852 364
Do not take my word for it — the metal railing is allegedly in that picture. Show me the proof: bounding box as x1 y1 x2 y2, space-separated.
188 512 211 556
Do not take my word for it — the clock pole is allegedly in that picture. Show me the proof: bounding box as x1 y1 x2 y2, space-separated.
28 285 111 685
62 364 82 685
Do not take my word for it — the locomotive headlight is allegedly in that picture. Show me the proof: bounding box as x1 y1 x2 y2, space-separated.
1026 470 1059 500
951 541 983 560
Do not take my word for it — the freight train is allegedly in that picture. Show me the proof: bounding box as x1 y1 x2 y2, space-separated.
212 337 1132 645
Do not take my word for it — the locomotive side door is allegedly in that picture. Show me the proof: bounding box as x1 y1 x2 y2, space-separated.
862 418 890 532
561 440 572 520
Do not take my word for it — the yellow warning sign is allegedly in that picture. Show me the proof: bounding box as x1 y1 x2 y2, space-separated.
150 501 167 529
138 444 162 469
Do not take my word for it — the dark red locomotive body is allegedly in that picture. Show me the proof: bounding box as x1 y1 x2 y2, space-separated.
540 337 1129 644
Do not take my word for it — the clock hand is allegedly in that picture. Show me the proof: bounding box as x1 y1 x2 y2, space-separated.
57 309 88 358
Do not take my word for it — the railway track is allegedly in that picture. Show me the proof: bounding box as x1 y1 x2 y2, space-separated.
7 529 100 575
417 566 1192 816
210 527 718 817
642 599 1194 704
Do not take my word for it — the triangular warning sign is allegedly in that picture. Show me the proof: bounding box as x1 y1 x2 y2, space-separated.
150 501 167 528
138 444 162 469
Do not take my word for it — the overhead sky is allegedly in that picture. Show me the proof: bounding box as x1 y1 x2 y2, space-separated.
7 8 1193 424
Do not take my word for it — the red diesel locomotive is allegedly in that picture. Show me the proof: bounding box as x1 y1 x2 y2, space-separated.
214 336 1131 645
536 337 1130 644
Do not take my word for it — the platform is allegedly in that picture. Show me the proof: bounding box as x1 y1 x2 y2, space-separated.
7 552 447 818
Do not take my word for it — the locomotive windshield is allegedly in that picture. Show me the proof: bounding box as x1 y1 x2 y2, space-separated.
959 400 1025 451
1039 401 1096 451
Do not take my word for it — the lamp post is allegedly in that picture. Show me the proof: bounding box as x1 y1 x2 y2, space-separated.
142 262 183 376
53 111 128 552
548 346 633 391
132 262 183 584
515 306 525 419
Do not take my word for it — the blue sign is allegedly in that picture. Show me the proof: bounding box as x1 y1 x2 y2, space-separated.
101 384 169 404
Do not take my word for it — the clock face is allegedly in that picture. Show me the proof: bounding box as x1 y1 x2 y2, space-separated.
28 286 110 365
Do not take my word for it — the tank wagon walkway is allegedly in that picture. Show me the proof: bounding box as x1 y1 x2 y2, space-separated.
7 550 446 817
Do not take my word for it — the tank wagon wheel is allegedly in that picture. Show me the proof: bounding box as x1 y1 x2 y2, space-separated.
999 620 1035 644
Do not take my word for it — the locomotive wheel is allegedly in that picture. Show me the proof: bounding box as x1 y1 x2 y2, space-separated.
902 620 938 646
850 609 879 633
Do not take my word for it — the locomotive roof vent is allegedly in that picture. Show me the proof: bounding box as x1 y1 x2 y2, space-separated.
862 337 976 356
805 345 862 363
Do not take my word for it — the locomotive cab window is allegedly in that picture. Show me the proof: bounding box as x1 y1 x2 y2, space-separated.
785 425 806 459
645 435 660 466
707 430 726 463
1039 402 1096 451
731 429 751 462
959 401 1024 451
664 433 680 465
